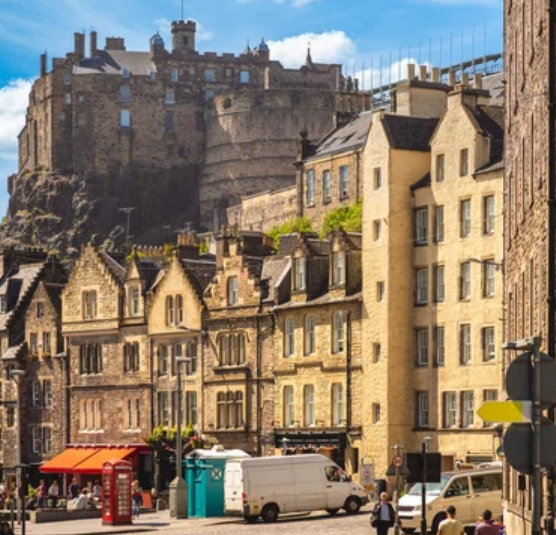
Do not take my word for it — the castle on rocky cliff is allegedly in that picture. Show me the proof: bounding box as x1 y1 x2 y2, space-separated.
4 21 369 250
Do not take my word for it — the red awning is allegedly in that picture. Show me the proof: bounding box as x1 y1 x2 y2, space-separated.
73 448 136 474
40 448 99 474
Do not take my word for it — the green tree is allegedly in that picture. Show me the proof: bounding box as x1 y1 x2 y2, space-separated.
267 217 313 248
322 201 363 236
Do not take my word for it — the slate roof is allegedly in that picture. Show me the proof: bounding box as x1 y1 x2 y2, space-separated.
99 251 127 284
471 105 505 170
410 173 432 192
273 291 363 310
181 259 216 298
74 50 155 76
261 256 291 303
309 112 372 160
136 260 161 291
382 115 439 152
1 342 26 361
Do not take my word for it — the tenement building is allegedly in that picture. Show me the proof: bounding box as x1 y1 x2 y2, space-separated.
272 231 363 474
5 23 372 249
0 251 66 485
504 2 553 534
361 75 504 477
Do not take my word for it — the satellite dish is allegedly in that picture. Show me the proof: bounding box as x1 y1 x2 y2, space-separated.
109 226 125 240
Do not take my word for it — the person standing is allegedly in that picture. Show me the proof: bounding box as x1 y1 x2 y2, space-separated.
68 478 79 500
131 481 143 520
36 479 47 509
47 480 59 509
474 510 499 535
372 492 396 535
437 506 465 535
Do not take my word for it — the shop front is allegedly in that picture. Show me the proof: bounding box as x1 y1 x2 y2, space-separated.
274 430 347 469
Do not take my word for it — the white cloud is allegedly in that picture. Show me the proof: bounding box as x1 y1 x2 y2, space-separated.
0 78 33 161
355 57 431 90
154 17 213 43
268 31 356 68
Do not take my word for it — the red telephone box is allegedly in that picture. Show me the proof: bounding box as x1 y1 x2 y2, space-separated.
101 459 133 525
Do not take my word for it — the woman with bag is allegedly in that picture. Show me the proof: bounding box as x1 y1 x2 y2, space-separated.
371 492 396 535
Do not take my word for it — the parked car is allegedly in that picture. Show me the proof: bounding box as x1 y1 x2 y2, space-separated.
398 467 502 533
224 454 369 523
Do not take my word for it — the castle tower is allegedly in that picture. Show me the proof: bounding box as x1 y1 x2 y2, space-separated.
171 20 196 53
254 37 269 61
150 31 165 56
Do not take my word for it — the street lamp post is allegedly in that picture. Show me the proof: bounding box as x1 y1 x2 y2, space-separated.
393 444 403 535
10 369 26 535
420 437 432 535
169 356 191 519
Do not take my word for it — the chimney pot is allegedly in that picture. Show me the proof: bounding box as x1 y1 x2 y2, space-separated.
461 72 470 86
40 53 47 77
431 67 440 83
419 65 428 82
407 63 416 80
473 73 483 90
90 31 98 57
448 70 456 87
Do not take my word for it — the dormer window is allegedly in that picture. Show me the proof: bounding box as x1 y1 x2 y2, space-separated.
0 296 7 314
129 286 140 317
228 277 239 306
332 252 345 286
294 257 306 291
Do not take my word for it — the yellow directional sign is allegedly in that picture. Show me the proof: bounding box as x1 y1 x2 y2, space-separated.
477 401 532 423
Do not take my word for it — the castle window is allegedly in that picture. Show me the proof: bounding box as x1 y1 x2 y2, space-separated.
205 90 214 101
158 392 169 426
79 344 103 375
124 342 140 373
374 167 382 189
6 407 14 428
240 70 250 84
460 324 472 365
306 170 315 206
64 73 72 85
223 98 232 109
43 379 52 407
43 427 52 453
165 111 174 132
158 345 168 375
65 93 72 105
149 70 156 81
32 380 42 407
121 67 130 78
227 277 239 305
417 391 430 428
171 68 178 83
120 85 131 103
460 200 471 238
415 208 428 245
120 109 131 128
165 89 175 105
205 69 215 82
483 195 495 235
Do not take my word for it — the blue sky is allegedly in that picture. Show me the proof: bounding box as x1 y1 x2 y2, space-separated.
0 0 503 215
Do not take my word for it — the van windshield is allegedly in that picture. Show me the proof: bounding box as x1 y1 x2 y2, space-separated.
408 475 451 496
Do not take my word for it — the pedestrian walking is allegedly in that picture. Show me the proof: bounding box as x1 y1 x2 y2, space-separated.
132 480 143 520
92 480 101 502
36 479 47 509
474 510 499 535
47 480 59 508
371 492 396 535
437 505 464 535
68 478 79 500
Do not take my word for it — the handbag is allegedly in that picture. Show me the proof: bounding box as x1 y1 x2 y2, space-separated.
371 517 379 528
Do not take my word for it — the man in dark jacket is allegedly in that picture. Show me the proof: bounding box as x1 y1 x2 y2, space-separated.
372 492 396 535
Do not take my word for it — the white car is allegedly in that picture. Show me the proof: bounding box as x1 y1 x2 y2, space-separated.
224 454 369 523
398 468 502 533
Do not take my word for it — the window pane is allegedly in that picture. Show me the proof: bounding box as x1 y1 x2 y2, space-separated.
120 109 131 127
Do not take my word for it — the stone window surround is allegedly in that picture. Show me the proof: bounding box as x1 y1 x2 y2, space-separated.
303 384 315 427
79 344 103 375
31 425 53 454
331 250 346 287
81 289 98 320
331 383 345 427
416 391 430 429
293 256 307 291
283 385 295 427
31 378 52 408
216 390 244 430
123 397 141 431
227 276 239 306
123 341 140 373
185 390 198 426
304 315 316 356
78 399 103 433
284 317 295 357
217 332 246 367
332 311 345 354
128 285 141 317
323 170 331 203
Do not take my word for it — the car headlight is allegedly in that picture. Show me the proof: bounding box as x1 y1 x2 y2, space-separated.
413 506 421 512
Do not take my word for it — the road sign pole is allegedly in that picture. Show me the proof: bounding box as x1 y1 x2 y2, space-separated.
533 338 542 535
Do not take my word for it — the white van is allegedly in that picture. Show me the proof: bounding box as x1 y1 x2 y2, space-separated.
224 454 369 523
398 468 503 533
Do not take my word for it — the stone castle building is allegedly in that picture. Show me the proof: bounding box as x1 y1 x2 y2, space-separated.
503 1 553 534
3 21 370 250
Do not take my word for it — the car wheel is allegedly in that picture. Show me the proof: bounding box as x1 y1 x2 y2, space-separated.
245 515 259 524
326 508 340 515
344 496 361 515
261 503 279 523
432 512 447 533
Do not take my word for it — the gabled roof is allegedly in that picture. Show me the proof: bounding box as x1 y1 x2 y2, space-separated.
382 115 439 152
136 260 162 291
181 258 216 299
74 50 155 76
308 112 372 160
470 105 505 170
98 251 127 284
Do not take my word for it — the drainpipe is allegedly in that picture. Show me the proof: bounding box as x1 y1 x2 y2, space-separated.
256 314 262 457
546 3 556 532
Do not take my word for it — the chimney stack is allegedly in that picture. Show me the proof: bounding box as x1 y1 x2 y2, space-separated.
407 63 416 80
431 67 440 83
419 65 428 82
473 73 483 90
74 32 85 60
40 53 47 77
448 70 456 87
90 31 98 57
461 72 470 86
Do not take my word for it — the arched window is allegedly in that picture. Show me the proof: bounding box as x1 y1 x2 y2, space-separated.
176 295 184 325
285 318 295 357
217 392 227 428
166 296 174 325
333 311 345 354
305 316 316 355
